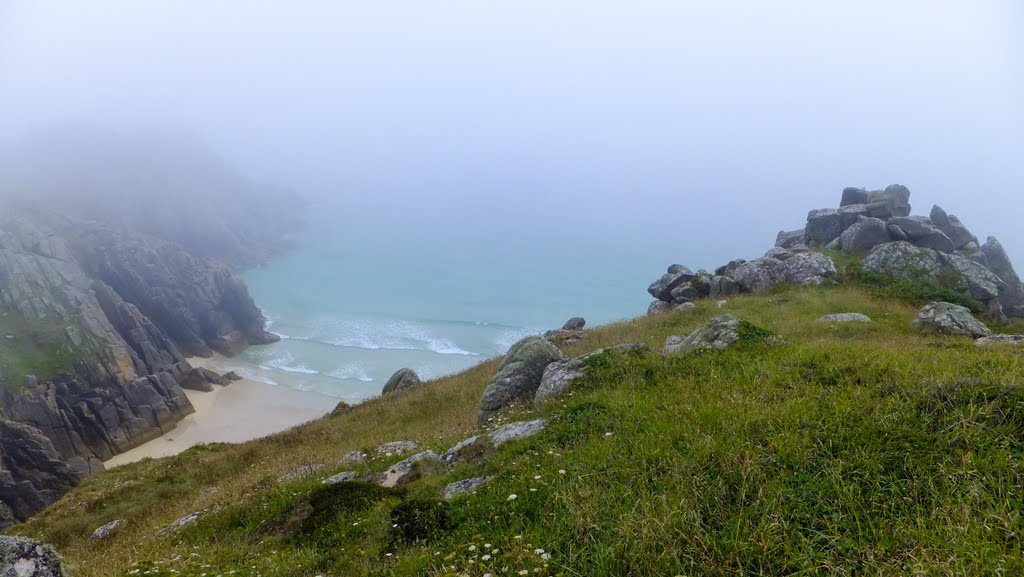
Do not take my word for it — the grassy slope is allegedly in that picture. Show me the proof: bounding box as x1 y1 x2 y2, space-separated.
9 284 1024 576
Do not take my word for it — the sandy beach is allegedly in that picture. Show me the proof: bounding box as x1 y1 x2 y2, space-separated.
104 356 339 467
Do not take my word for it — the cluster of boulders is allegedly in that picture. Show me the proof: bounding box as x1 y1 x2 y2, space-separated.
647 185 1024 320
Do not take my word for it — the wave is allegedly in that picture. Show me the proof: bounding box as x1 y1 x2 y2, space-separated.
312 318 480 356
327 364 374 383
259 351 319 375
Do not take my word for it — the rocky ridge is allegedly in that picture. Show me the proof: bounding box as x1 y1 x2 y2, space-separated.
0 209 277 528
647 185 1024 320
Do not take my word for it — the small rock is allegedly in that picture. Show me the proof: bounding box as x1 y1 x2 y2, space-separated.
279 464 326 483
912 302 992 338
0 536 67 577
441 435 485 466
674 302 696 312
489 419 548 447
339 450 367 465
382 368 422 395
160 512 200 534
442 477 492 499
322 471 358 485
976 335 1024 346
816 313 872 323
377 451 444 488
91 519 124 541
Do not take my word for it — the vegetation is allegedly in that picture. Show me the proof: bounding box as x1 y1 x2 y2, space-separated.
0 306 106 399
7 283 1024 576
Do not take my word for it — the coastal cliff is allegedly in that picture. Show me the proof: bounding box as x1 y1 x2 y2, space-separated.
0 207 281 528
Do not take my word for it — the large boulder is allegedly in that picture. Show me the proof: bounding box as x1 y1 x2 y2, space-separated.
478 336 566 423
780 252 836 286
382 368 422 395
887 217 954 253
709 275 739 298
982 237 1024 316
647 269 695 302
930 205 978 250
664 315 745 355
839 217 891 253
939 253 1004 303
775 229 806 249
0 536 67 576
867 184 912 218
840 187 870 206
647 300 672 316
731 258 786 293
912 302 992 338
561 317 586 331
804 209 843 247
862 242 946 282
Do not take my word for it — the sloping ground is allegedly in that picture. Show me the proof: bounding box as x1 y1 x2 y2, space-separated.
8 284 1024 576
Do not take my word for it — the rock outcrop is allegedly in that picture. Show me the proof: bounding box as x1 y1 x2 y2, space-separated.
648 185 1022 320
0 209 275 525
912 302 992 338
0 420 83 530
478 337 565 423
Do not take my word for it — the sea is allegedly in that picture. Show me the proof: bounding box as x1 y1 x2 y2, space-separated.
203 202 667 404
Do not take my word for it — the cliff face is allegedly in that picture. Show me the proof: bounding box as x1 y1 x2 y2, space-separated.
0 209 277 528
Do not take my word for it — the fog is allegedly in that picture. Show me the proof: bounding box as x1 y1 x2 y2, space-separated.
1 1 1022 270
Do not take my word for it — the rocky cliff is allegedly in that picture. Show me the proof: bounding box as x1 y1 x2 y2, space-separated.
0 208 278 528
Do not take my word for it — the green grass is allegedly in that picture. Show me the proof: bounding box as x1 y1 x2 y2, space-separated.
0 306 108 399
7 284 1024 576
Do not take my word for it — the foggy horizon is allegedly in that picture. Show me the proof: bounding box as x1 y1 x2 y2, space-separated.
1 1 1022 271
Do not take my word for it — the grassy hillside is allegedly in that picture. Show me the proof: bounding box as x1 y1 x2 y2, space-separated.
8 283 1024 576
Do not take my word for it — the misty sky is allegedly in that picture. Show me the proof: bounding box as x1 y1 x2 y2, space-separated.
1 1 1022 270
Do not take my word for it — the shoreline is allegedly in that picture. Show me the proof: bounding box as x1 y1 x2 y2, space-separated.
104 356 339 468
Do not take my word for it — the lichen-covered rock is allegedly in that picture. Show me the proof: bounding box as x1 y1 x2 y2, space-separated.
322 471 357 485
940 253 1004 302
839 217 890 253
816 313 872 323
561 317 586 331
478 336 565 423
381 368 422 395
0 536 67 577
535 345 645 407
339 450 367 465
862 242 946 282
912 302 991 338
664 315 744 355
91 519 124 541
780 252 836 286
867 185 912 218
442 477 492 499
376 451 444 488
976 335 1024 346
732 258 786 293
442 419 550 467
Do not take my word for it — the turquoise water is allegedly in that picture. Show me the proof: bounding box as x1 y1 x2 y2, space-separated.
210 202 666 403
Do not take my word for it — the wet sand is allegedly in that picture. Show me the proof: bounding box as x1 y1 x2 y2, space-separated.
104 356 338 467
